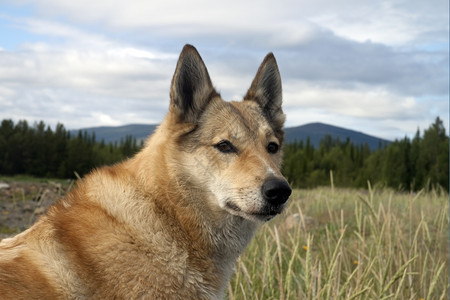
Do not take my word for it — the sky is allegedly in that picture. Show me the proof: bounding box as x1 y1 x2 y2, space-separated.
0 0 448 140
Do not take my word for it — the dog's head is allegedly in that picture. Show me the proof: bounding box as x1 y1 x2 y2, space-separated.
168 44 291 222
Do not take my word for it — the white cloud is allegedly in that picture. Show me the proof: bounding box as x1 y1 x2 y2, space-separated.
0 0 447 139
282 81 448 140
284 83 424 119
13 0 446 47
91 112 121 126
0 17 177 129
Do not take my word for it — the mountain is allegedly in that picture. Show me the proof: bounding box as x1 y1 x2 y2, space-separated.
284 123 390 150
72 122 390 150
71 124 158 144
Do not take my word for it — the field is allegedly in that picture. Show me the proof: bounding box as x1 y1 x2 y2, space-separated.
1 178 448 299
228 185 449 299
0 176 71 238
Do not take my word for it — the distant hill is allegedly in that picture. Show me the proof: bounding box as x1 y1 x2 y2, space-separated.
284 122 390 150
71 124 158 144
72 122 390 150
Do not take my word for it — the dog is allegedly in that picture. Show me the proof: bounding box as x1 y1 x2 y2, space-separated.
0 44 291 299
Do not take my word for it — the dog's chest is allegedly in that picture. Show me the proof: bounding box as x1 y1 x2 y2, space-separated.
92 231 225 299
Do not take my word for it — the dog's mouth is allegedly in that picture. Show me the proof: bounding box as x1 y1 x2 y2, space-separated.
225 202 283 222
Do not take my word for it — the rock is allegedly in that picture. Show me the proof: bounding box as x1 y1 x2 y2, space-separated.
282 213 317 231
22 204 34 213
34 207 47 215
0 182 10 190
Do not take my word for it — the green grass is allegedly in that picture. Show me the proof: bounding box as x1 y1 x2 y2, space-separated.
2 176 448 298
0 225 19 235
0 175 69 185
0 176 71 206
228 186 449 299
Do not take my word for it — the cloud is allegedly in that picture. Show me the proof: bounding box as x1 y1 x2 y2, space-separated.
14 0 446 46
0 17 179 128
0 0 447 139
279 34 448 96
284 83 424 118
282 80 448 140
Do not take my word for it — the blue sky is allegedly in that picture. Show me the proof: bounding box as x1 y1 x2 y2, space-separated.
0 0 448 140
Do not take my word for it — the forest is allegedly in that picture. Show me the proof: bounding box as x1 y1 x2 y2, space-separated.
0 119 141 179
0 117 448 192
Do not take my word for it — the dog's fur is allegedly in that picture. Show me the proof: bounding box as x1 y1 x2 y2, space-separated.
0 44 291 299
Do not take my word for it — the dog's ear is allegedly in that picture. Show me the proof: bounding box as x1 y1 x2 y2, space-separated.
170 44 218 123
244 53 285 131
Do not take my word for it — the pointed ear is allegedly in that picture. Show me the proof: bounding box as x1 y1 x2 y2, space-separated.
244 53 285 131
170 44 219 123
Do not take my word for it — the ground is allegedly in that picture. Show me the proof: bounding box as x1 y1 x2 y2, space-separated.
0 179 71 239
0 178 304 240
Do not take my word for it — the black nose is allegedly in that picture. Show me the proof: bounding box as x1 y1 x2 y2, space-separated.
261 177 292 205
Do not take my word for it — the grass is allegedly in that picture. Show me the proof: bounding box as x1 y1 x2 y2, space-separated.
0 175 72 203
1 176 448 298
0 174 69 185
0 225 18 235
228 185 449 299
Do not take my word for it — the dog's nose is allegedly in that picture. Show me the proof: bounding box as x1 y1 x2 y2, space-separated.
261 178 292 205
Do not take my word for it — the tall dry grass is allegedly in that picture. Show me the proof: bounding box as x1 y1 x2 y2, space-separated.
228 184 449 299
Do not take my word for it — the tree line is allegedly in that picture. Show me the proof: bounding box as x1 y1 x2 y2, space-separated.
0 117 448 192
283 117 449 192
0 119 140 179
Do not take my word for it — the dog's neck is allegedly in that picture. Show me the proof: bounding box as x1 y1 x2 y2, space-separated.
162 171 259 257
154 165 259 294
131 128 260 296
175 191 259 296
136 128 260 255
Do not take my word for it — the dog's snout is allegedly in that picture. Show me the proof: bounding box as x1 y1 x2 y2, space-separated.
261 178 292 205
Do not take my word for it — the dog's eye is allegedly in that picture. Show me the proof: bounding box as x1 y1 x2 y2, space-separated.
267 142 279 154
215 140 237 154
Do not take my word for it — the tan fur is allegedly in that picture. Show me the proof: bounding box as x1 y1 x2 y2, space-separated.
0 44 291 299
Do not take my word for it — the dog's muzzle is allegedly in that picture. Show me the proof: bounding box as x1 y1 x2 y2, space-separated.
224 177 292 221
